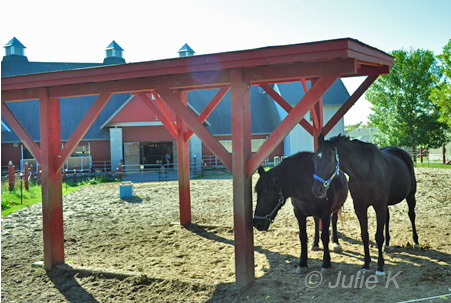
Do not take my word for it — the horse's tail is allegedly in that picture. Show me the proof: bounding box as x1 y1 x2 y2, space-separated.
399 148 417 193
338 208 344 229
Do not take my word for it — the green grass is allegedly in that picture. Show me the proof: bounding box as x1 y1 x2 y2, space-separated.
414 162 451 169
1 174 120 217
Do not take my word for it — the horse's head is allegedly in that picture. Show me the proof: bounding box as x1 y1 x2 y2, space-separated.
312 134 340 199
253 166 286 231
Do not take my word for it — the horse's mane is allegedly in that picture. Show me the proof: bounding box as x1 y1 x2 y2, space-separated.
329 134 380 158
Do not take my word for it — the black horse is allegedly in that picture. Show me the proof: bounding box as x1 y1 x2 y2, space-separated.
312 134 419 277
253 152 348 274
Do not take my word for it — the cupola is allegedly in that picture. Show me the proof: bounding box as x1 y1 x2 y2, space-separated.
2 37 28 62
178 43 195 57
103 40 125 65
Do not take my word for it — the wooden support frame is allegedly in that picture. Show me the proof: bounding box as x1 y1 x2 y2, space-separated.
230 70 254 287
247 75 338 176
322 75 379 135
39 88 65 269
57 93 113 171
2 38 393 288
185 86 229 141
1 103 42 163
155 88 233 171
175 91 192 225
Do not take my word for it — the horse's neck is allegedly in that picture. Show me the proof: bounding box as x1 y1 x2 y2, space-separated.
338 141 370 180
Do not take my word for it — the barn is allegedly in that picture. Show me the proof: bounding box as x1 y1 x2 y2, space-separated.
1 38 348 173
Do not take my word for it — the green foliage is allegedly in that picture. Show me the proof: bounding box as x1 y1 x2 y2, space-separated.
430 39 451 128
367 48 449 148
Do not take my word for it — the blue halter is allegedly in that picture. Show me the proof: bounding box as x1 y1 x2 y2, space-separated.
313 148 340 189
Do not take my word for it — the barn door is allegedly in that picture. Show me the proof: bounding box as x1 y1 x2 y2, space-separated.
124 142 140 171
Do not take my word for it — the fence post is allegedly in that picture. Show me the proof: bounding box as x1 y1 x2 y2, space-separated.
8 161 15 191
119 163 123 180
73 166 77 183
24 162 29 190
201 160 204 177
419 147 423 163
443 144 446 164
37 165 41 185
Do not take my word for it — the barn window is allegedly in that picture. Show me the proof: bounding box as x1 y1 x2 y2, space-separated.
219 140 232 152
251 139 266 152
70 145 90 157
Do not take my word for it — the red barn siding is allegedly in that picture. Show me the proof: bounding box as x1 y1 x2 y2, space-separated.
1 143 22 168
201 134 284 165
110 95 176 123
122 126 173 142
89 140 110 161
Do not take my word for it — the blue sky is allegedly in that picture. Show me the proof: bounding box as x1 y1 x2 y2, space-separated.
1 0 450 125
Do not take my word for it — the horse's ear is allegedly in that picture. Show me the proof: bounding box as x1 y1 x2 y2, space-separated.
258 166 265 176
318 133 325 144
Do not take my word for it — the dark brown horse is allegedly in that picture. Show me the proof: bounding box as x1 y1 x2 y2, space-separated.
253 151 348 274
312 134 419 277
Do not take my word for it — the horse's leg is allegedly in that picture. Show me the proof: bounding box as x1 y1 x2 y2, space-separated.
374 204 387 275
407 193 421 250
384 206 394 252
294 209 309 274
311 217 320 251
320 214 332 274
331 212 342 253
354 202 371 271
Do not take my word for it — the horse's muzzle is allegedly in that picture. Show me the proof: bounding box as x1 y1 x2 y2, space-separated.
312 182 327 199
253 218 270 231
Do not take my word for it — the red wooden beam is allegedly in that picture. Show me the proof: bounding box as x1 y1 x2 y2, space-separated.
259 84 314 136
2 71 231 102
243 58 356 85
155 88 233 172
39 88 65 269
175 91 192 226
247 75 338 176
230 69 254 287
57 93 112 171
2 39 393 92
322 75 378 135
138 94 179 139
185 86 230 141
1 102 42 164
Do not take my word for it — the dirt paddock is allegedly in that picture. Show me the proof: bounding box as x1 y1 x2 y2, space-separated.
1 167 450 302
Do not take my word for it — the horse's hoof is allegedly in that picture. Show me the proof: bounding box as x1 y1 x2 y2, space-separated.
413 243 421 251
311 245 320 251
357 268 369 279
296 266 308 274
332 243 343 253
384 245 395 253
321 267 332 276
376 271 386 283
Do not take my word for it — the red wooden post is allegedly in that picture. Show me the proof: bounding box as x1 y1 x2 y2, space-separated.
231 69 254 287
37 165 41 186
8 161 15 191
118 163 123 180
176 91 191 226
39 89 65 269
419 147 423 163
24 162 29 190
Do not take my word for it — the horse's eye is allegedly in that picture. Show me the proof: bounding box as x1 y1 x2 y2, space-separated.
317 152 322 159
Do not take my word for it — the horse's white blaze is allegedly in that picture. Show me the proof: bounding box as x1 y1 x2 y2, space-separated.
317 152 322 159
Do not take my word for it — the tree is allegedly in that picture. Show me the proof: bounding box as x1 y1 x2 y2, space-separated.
430 39 451 128
366 48 449 150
